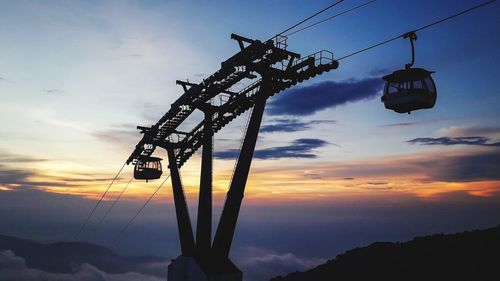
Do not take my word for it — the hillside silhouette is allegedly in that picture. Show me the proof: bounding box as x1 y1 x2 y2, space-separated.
0 234 167 277
271 225 500 281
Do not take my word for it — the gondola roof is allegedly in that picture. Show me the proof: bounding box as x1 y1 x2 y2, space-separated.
137 156 162 162
383 68 434 83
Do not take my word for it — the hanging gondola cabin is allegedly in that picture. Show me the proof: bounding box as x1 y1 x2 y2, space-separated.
381 67 437 114
134 156 162 181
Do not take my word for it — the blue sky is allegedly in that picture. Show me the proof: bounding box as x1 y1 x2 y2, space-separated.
1 1 499 280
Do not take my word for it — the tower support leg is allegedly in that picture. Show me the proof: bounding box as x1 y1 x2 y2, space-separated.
167 148 196 256
196 112 213 265
212 95 267 262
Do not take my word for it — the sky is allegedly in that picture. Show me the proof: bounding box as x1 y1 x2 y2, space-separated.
0 0 499 280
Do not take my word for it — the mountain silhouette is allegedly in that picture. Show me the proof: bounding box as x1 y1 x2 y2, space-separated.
0 234 168 277
271 225 500 281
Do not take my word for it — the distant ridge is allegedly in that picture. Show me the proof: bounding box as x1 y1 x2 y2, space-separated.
271 225 500 281
0 234 167 277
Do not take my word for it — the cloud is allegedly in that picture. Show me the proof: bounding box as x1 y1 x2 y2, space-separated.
214 138 328 160
235 247 325 281
437 126 500 138
0 250 164 281
45 89 65 94
343 148 500 182
127 53 143 58
261 119 336 133
381 122 418 128
0 165 35 186
267 78 384 116
407 136 500 147
369 68 390 76
367 182 388 186
0 77 7 82
421 149 500 182
92 123 141 149
244 146 500 199
0 150 49 163
0 162 118 194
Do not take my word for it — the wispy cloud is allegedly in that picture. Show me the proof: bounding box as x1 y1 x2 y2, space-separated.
92 124 140 147
407 136 500 147
369 68 390 76
140 102 166 123
44 89 65 94
381 122 418 128
0 162 120 197
127 53 144 58
437 126 500 138
267 78 383 116
214 138 328 160
0 150 49 163
243 147 500 199
0 165 35 186
261 119 336 133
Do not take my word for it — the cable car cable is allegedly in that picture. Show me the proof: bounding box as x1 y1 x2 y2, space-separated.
92 177 134 236
337 0 497 61
273 0 345 38
284 0 377 37
228 105 254 186
72 161 127 240
104 0 494 249
110 174 170 247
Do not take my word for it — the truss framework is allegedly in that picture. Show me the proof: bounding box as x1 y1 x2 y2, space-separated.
127 34 339 280
128 34 337 167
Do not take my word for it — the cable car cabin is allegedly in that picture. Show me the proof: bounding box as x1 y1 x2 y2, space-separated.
381 68 437 114
134 157 162 181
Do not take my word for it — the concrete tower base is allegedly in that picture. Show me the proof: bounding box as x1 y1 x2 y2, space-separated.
167 255 242 281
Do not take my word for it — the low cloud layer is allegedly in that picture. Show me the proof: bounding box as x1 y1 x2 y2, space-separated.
267 78 383 116
235 247 325 281
214 138 328 160
0 250 164 281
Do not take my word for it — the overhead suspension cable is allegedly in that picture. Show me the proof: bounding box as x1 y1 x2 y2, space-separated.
92 177 134 235
73 161 127 240
284 0 377 37
111 174 170 247
228 105 254 186
337 0 497 61
274 0 345 38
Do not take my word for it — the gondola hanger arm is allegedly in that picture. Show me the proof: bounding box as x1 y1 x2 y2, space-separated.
403 31 417 69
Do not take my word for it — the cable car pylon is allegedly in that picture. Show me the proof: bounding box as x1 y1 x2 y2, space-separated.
126 33 338 281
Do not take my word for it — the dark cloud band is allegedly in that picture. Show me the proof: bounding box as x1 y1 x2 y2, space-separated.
214 138 328 160
267 78 383 116
408 136 500 147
